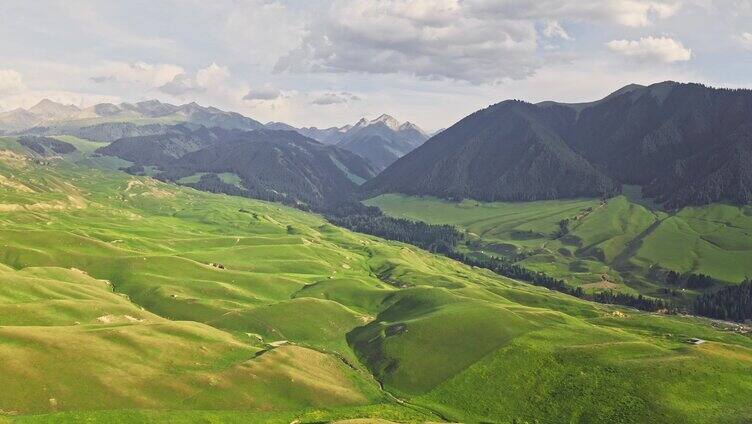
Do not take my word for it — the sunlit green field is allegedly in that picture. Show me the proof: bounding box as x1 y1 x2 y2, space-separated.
365 193 752 297
0 140 751 423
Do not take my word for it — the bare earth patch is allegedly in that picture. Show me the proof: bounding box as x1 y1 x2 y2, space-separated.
0 150 28 168
125 178 175 198
0 174 34 192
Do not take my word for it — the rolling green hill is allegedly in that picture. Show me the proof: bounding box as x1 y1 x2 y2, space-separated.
0 142 751 423
365 193 752 299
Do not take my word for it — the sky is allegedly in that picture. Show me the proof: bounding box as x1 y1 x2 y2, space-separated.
0 0 751 131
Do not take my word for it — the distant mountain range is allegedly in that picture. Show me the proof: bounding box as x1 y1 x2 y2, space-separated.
265 122 349 144
1 98 264 136
2 99 427 172
268 114 428 171
24 122 180 143
336 115 428 170
97 125 375 208
365 82 752 208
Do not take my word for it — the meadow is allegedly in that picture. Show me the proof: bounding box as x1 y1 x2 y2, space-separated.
365 193 752 299
0 138 750 422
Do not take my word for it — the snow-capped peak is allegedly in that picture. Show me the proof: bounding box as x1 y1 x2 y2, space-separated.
345 114 426 135
398 121 427 136
353 118 369 128
370 114 401 131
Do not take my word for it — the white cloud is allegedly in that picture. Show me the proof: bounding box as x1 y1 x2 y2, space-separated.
158 63 231 96
62 3 176 52
607 36 692 63
738 32 752 49
159 73 202 96
195 62 230 89
275 0 685 84
0 69 25 95
243 86 282 101
542 20 571 40
310 91 361 106
605 0 681 26
465 0 681 27
0 0 745 130
276 0 540 84
91 62 184 88
219 0 305 68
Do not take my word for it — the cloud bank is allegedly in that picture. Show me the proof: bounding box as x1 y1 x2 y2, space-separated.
275 0 685 84
607 36 692 63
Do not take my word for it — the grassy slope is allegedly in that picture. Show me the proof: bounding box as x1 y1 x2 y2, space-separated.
0 143 750 422
177 172 243 187
51 135 110 154
365 194 752 296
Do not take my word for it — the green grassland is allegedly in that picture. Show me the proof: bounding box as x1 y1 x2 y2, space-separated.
177 172 244 188
0 142 751 423
365 194 752 298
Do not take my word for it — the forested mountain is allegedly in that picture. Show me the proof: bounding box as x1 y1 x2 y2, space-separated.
96 125 221 166
366 82 752 207
17 135 77 156
364 100 620 201
24 122 180 142
96 126 376 208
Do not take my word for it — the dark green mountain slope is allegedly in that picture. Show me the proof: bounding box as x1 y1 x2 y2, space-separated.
17 136 77 156
24 122 178 142
96 126 376 208
96 125 219 166
366 82 752 207
364 100 619 201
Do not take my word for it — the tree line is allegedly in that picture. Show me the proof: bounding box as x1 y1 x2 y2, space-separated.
694 279 752 322
324 202 463 253
665 270 715 289
447 251 670 313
